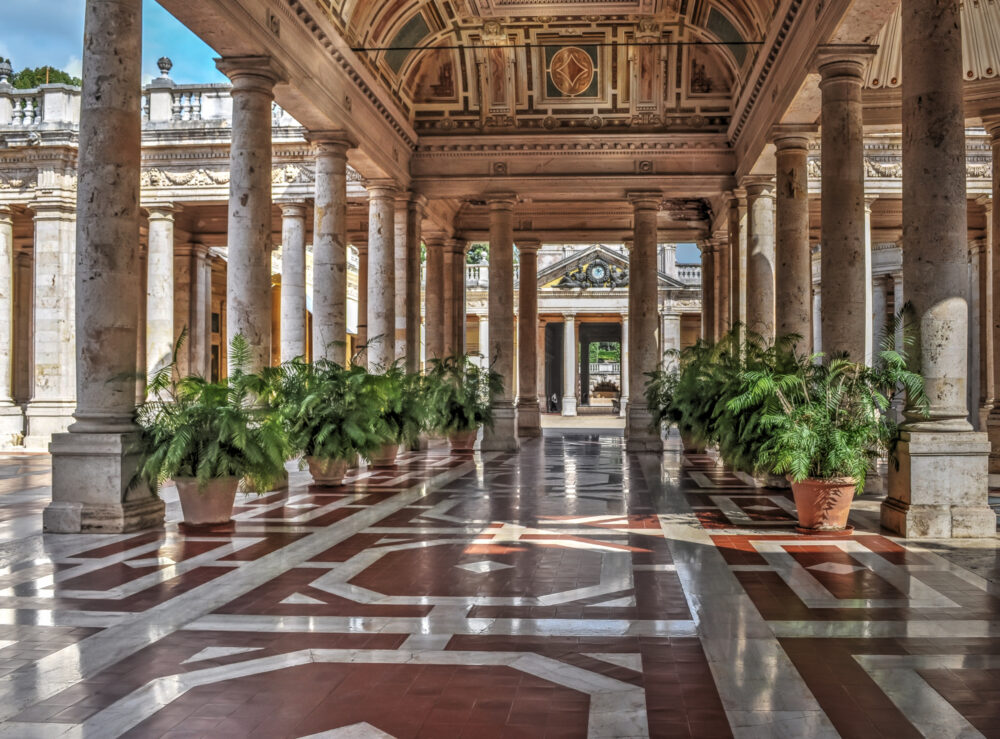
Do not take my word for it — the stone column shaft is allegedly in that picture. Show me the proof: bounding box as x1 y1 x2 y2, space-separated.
478 317 489 365
561 313 577 417
716 238 730 336
744 179 776 342
625 192 663 451
423 237 446 360
217 57 285 373
481 195 519 451
986 124 1000 472
405 198 424 373
817 48 873 361
442 245 455 356
279 202 307 362
145 206 175 377
700 242 716 341
728 191 748 328
0 206 22 446
355 241 368 358
367 184 397 370
449 240 466 355
47 0 164 533
620 315 629 417
882 0 992 538
773 129 814 351
517 240 541 435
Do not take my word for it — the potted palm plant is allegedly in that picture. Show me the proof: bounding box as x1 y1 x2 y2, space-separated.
135 335 288 525
425 354 503 450
266 357 383 485
728 348 927 532
367 363 430 466
644 362 681 439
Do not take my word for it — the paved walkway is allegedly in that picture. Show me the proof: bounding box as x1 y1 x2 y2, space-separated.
0 435 997 737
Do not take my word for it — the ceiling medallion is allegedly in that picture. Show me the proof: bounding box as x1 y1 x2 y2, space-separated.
550 47 595 96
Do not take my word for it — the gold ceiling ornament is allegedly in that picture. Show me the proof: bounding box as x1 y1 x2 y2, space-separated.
550 47 595 96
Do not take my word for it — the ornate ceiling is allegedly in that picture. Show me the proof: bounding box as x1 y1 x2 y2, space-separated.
310 0 779 135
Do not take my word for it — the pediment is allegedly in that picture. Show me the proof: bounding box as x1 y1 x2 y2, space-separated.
536 244 687 289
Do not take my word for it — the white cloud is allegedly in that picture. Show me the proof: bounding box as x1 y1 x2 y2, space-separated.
63 56 82 78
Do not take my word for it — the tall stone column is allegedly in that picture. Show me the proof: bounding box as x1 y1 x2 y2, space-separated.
974 197 994 432
135 243 146 403
279 202 307 362
0 206 21 444
145 205 175 378
308 133 352 364
744 178 776 342
872 273 890 353
517 239 541 436
625 191 663 451
367 183 397 370
217 56 286 372
173 241 212 378
882 0 993 538
441 244 456 356
423 235 446 360
405 197 425 372
393 195 409 363
449 239 466 355
968 239 984 429
700 241 716 342
985 118 1000 472
772 127 814 351
478 317 489 365
481 194 519 451
728 190 748 328
354 239 368 358
26 200 76 450
715 236 730 336
817 46 874 361
620 315 629 418
47 0 164 533
561 313 578 417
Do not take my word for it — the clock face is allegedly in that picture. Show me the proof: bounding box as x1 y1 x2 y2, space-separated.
591 264 607 281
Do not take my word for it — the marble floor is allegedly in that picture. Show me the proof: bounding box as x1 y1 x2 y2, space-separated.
0 434 998 738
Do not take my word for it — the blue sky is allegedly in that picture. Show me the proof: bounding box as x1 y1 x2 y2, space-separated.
0 0 226 85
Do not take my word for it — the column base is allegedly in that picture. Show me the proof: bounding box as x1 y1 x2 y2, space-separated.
24 400 75 451
881 430 994 538
625 403 663 453
987 413 1000 474
516 399 541 437
561 396 577 417
0 405 25 448
46 431 165 534
619 398 628 418
481 403 519 452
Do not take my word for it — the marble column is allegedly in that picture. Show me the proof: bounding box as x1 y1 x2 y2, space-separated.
47 0 164 533
882 0 993 538
772 127 814 351
700 241 716 342
145 205 175 378
279 202 307 362
715 236 730 336
25 200 77 450
309 132 353 364
619 315 629 417
985 120 1000 473
393 196 409 363
405 198 425 373
561 312 578 417
354 240 368 360
728 190 748 329
367 183 397 371
135 244 146 403
481 194 519 451
191 244 213 377
217 57 286 372
517 239 541 436
975 198 994 433
442 244 456 356
817 46 873 361
423 236 446 360
744 178 776 342
478 317 489 365
872 273 890 353
625 191 663 451
0 206 21 444
968 240 983 429
449 239 467 356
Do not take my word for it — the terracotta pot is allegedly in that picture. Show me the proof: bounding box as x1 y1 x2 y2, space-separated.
369 443 399 467
790 477 856 531
449 428 478 451
306 457 349 486
174 477 239 526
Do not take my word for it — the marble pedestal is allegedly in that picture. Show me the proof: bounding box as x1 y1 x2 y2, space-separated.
625 404 663 453
881 430 995 538
516 400 541 437
45 432 165 533
481 404 519 452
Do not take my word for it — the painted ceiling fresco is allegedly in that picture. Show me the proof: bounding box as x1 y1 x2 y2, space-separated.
309 0 777 134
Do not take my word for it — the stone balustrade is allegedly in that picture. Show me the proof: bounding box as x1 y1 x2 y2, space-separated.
677 264 702 283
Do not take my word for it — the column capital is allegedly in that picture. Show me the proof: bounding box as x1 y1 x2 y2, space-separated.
0 204 13 221
813 44 878 82
770 124 817 151
278 201 308 218
215 56 288 94
562 312 576 321
408 192 429 216
975 195 993 213
445 237 466 254
306 130 357 155
740 175 775 198
980 110 1000 140
486 192 518 210
145 202 179 220
699 240 716 255
516 238 541 254
864 193 879 211
969 238 986 256
626 190 662 210
423 233 447 248
366 180 399 200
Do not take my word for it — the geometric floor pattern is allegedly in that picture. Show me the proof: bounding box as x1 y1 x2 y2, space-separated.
0 433 997 737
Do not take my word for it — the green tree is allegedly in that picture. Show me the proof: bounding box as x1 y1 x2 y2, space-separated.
9 66 81 89
466 243 488 264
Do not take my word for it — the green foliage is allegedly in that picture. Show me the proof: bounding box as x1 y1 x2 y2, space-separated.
588 342 621 363
262 356 384 463
727 339 928 493
466 243 488 264
367 362 433 447
9 66 81 89
135 333 289 495
425 354 503 434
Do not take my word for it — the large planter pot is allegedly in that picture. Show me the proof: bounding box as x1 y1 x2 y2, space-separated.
369 443 399 468
449 428 478 451
306 457 349 486
174 477 239 526
790 477 856 533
